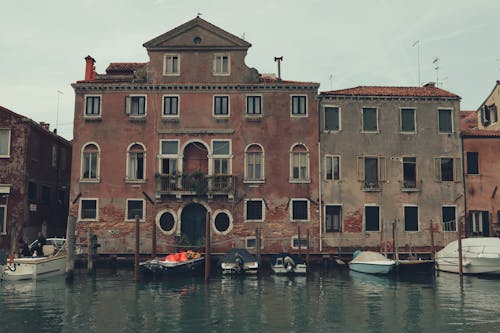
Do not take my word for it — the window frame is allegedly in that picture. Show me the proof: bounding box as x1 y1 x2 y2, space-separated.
438 108 454 134
245 236 264 250
79 198 98 221
400 107 416 133
441 205 457 232
244 199 265 222
0 204 6 235
325 155 340 181
291 95 308 117
291 235 308 250
126 143 146 182
357 155 386 190
163 53 180 76
125 198 145 222
213 95 230 117
402 156 417 190
290 143 310 183
126 95 147 117
323 105 341 131
325 204 342 232
162 95 180 117
84 95 102 118
0 128 11 158
155 209 177 235
80 142 100 182
362 107 379 132
244 144 264 183
211 139 232 176
159 139 179 176
435 157 461 182
403 205 419 232
212 209 233 235
290 198 310 222
246 95 262 116
364 204 380 232
466 152 479 175
213 54 230 75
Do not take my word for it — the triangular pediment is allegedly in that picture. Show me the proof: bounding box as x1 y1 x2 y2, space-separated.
143 17 251 51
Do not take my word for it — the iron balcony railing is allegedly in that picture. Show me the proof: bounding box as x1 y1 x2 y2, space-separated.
156 173 235 196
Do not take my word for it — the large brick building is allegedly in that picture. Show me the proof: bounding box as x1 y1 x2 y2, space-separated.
0 106 71 253
70 17 319 254
318 84 464 254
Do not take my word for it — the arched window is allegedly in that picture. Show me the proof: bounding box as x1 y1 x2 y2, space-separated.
245 144 264 182
81 143 100 181
290 144 309 182
127 143 145 181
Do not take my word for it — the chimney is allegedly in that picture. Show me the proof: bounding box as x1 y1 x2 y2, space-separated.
85 55 96 81
274 56 283 80
423 82 435 88
39 122 50 131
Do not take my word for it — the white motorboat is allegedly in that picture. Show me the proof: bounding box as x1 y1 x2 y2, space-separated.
3 238 67 281
349 250 396 274
436 237 500 275
271 253 307 275
220 248 259 275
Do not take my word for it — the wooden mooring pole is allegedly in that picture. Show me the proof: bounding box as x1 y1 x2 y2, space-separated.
458 218 464 284
65 215 77 282
134 215 140 282
430 221 435 259
204 211 211 282
87 227 94 275
306 229 310 269
256 228 261 266
298 225 302 256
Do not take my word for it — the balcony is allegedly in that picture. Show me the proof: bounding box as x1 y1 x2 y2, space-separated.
156 173 235 198
363 180 381 192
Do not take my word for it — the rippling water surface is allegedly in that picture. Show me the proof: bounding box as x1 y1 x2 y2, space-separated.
1 268 499 333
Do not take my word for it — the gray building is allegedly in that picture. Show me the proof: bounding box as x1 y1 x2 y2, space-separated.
318 83 463 254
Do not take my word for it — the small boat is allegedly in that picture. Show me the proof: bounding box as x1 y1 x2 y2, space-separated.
270 253 307 275
436 237 500 275
396 258 435 273
140 251 204 276
3 238 67 281
220 248 258 275
349 250 396 275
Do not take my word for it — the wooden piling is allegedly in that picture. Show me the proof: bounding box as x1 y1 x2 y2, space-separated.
256 228 261 266
65 215 76 281
152 212 157 258
430 221 435 259
392 221 397 260
134 215 140 282
87 227 94 275
298 225 302 256
458 218 464 280
204 211 211 282
306 229 310 269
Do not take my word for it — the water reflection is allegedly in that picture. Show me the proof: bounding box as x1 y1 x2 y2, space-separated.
1 269 500 333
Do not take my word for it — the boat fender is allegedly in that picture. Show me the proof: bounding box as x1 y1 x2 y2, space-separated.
7 254 16 272
381 241 393 252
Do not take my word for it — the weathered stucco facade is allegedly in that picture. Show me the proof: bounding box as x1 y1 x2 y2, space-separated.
318 85 464 254
70 17 319 255
0 106 71 253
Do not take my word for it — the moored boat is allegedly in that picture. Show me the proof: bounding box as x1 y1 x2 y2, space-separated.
270 253 307 275
140 251 204 276
396 258 435 273
349 250 396 275
435 237 500 275
220 248 258 275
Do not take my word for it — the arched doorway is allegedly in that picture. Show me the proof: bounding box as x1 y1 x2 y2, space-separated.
180 203 207 247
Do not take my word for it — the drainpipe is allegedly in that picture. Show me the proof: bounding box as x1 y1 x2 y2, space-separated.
460 134 467 237
318 97 323 252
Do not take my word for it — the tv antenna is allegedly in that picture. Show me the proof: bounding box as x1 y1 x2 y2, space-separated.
433 57 440 86
56 90 63 133
412 40 421 86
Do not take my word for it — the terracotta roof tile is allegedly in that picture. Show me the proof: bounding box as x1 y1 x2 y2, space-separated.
320 85 459 98
105 62 147 74
461 129 500 137
460 110 478 131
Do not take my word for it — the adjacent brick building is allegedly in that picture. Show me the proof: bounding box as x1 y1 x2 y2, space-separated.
0 106 71 253
318 84 464 254
70 17 319 255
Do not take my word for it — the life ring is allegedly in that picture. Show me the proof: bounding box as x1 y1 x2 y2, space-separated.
381 241 393 252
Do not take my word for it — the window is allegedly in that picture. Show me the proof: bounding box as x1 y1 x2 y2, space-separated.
357 156 386 190
438 109 453 133
466 152 479 175
435 157 461 182
470 211 488 236
246 96 262 115
442 206 456 231
245 144 264 182
291 199 309 221
127 143 145 181
163 96 179 116
404 206 419 231
245 236 264 249
402 157 417 189
0 205 5 234
365 206 380 231
291 96 307 116
245 199 264 222
85 95 101 117
325 155 340 180
212 140 231 175
80 199 97 220
160 140 178 175
126 199 145 221
51 145 57 168
481 104 498 126
291 236 308 249
214 54 229 75
0 129 11 157
213 96 229 116
325 205 342 232
28 182 37 201
362 108 378 132
290 144 309 182
126 96 146 116
214 211 232 234
81 143 100 181
324 106 340 131
400 108 416 132
157 210 176 234
41 185 51 203
164 54 180 75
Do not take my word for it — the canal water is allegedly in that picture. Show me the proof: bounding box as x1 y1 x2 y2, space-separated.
1 268 499 333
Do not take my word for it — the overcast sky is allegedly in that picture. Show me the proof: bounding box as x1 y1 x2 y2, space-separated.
2 0 499 140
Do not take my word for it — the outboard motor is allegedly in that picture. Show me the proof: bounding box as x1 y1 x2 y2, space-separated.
235 254 244 274
284 256 296 272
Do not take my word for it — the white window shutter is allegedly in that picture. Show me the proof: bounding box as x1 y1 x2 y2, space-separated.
125 96 131 114
379 156 386 181
434 158 441 181
454 158 462 182
357 156 364 181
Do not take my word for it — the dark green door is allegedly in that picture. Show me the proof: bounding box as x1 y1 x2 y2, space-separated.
180 203 207 246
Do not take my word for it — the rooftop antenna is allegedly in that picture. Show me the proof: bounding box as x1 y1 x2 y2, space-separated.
241 32 246 40
329 74 333 90
197 12 202 18
412 40 421 86
274 56 283 80
433 57 440 87
56 90 63 133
